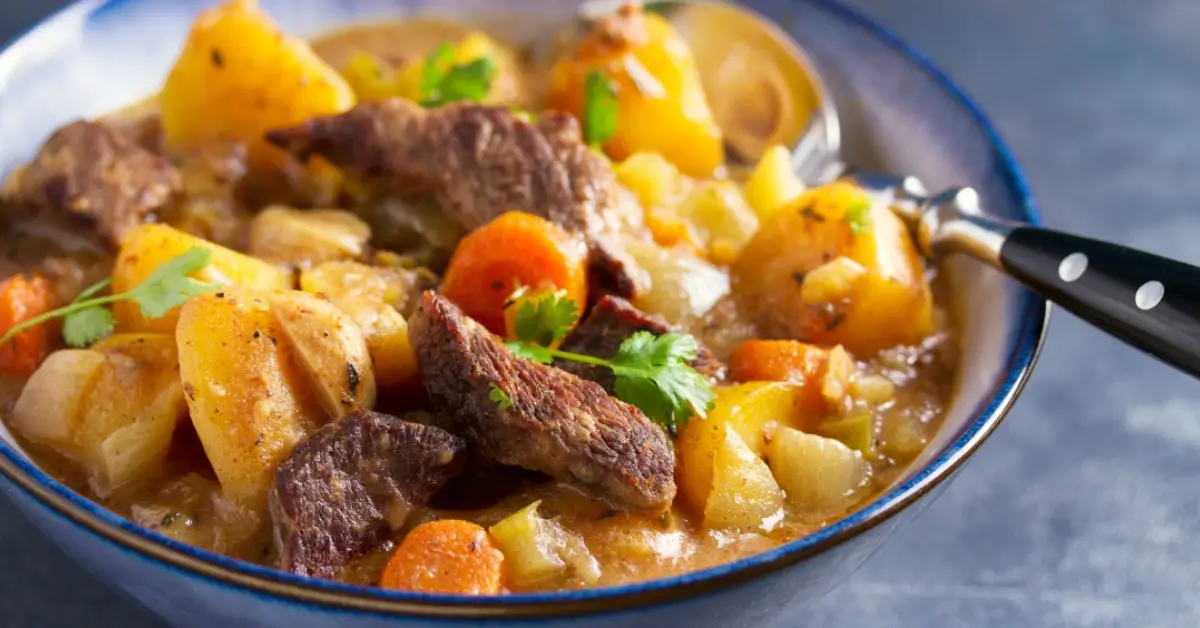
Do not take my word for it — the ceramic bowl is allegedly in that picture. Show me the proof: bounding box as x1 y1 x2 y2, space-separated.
0 0 1048 626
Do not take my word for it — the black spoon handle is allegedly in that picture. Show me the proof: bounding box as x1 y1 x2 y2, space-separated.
998 226 1200 375
915 185 1200 378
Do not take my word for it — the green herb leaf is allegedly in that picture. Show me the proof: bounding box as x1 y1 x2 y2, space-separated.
127 247 219 319
62 307 115 348
504 296 715 435
609 332 715 433
419 43 455 102
488 384 514 410
0 248 217 351
505 340 554 364
843 199 872 235
513 290 580 347
73 277 113 303
420 44 497 108
583 70 618 146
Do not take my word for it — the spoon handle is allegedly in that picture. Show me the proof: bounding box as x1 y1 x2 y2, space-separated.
921 187 1200 378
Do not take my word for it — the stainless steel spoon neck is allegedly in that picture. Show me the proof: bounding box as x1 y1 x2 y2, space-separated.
911 186 1014 268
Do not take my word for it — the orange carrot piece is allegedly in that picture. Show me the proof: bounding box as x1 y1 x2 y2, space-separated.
379 520 505 595
0 273 54 377
729 340 829 420
440 211 588 334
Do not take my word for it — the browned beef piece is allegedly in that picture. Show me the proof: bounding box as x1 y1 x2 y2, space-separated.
158 141 252 250
9 120 181 246
555 296 725 390
265 100 641 298
408 291 675 511
269 410 466 578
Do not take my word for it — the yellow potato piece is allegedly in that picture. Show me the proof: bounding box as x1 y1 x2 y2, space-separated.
270 290 376 417
299 262 418 388
546 12 724 177
732 180 934 354
176 289 324 503
703 424 784 531
80 334 188 496
614 152 686 209
675 382 804 514
742 145 806 220
159 0 354 159
113 224 292 334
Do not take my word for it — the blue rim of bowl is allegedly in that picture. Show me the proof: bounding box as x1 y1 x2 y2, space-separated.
0 0 1050 619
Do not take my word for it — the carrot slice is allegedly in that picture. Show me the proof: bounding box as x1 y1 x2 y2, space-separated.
729 340 829 420
440 211 588 334
379 520 505 595
0 273 54 377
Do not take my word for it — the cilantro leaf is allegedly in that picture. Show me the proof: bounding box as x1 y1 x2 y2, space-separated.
0 247 218 351
62 307 115 348
843 199 872 235
420 44 497 108
583 70 618 146
513 290 580 347
419 43 455 102
488 384 514 410
505 308 715 436
127 247 219 319
610 332 715 433
505 340 554 364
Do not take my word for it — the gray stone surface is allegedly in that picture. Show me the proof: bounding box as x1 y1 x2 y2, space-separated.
1 0 1197 626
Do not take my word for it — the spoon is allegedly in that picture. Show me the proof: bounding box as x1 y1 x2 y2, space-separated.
585 0 1200 378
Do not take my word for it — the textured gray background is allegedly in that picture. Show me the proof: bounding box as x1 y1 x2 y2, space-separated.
1 0 1198 626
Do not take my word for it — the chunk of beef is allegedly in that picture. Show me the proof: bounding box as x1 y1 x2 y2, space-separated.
555 296 725 390
9 120 181 246
428 453 547 511
265 100 642 298
158 141 252 250
270 410 466 578
408 291 675 511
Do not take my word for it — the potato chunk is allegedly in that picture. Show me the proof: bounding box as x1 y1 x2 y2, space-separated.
114 224 292 334
546 6 724 176
13 336 188 495
270 290 375 418
675 382 806 514
743 145 806 220
83 334 189 495
703 424 784 531
176 289 325 502
159 0 354 159
299 262 419 388
732 180 934 354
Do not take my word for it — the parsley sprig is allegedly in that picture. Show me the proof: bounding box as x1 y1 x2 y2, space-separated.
420 43 497 108
0 248 218 349
582 70 618 147
504 291 715 434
